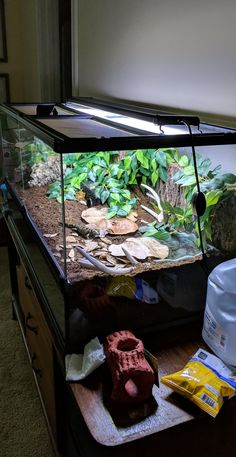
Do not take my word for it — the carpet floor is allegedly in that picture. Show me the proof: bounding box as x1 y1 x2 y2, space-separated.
0 247 55 457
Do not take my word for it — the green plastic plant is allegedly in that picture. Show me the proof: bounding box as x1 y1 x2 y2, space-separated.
21 138 54 167
140 149 236 247
47 148 170 216
47 146 236 248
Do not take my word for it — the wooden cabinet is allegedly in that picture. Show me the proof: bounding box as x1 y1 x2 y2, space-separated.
16 263 56 438
2 209 236 457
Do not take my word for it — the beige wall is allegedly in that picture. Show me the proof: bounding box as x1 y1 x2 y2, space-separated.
74 0 236 126
0 0 41 102
0 0 60 102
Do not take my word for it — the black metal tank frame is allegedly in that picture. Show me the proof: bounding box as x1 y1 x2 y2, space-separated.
2 101 236 153
2 116 208 276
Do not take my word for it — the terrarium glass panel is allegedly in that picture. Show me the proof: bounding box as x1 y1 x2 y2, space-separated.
194 143 236 257
1 114 65 276
1 101 236 349
1 112 22 182
59 148 203 284
57 143 236 348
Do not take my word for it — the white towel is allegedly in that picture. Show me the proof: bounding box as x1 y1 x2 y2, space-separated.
65 337 105 381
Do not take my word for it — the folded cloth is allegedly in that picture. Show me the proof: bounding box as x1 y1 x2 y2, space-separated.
65 337 105 381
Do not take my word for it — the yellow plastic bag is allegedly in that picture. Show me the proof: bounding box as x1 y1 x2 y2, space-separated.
161 348 236 417
106 276 159 304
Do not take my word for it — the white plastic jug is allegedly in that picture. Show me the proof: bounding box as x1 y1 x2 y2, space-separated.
202 258 236 368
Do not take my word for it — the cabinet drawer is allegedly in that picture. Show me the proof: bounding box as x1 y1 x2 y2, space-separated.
16 264 49 336
27 321 56 436
16 263 56 436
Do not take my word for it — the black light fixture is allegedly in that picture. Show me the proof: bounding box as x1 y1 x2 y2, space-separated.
36 104 58 117
154 114 200 130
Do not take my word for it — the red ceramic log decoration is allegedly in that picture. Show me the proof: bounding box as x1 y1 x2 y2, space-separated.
78 281 112 315
104 330 155 404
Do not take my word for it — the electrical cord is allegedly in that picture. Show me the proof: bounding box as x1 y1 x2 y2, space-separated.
181 120 210 276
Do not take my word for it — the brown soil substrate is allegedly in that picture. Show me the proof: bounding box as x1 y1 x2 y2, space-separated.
17 185 202 283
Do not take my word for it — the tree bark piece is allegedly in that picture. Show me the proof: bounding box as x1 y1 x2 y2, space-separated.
156 163 185 208
211 192 236 256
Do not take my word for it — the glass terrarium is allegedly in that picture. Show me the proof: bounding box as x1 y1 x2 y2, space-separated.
1 99 236 349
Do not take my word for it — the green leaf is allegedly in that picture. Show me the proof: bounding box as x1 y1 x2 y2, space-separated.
151 158 157 171
64 192 76 200
124 156 132 170
136 149 149 169
209 164 221 178
142 155 149 169
107 179 123 189
108 186 121 194
104 151 110 166
96 170 107 184
185 206 194 217
48 190 59 199
205 190 223 206
131 154 138 172
140 166 150 176
153 232 171 241
93 157 107 167
176 175 196 186
47 181 60 192
196 157 212 177
71 173 87 188
143 230 159 237
110 164 119 177
222 173 236 184
129 197 137 207
88 170 97 182
120 204 132 214
101 189 110 204
143 230 170 241
182 165 195 176
178 155 189 167
121 189 131 199
107 209 117 219
141 175 147 184
151 171 158 187
172 149 181 163
95 186 103 198
156 150 167 167
136 149 144 164
172 169 184 182
110 193 121 203
161 201 176 214
128 172 137 185
87 160 94 170
117 208 129 217
159 167 167 183
117 168 124 179
173 207 184 216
